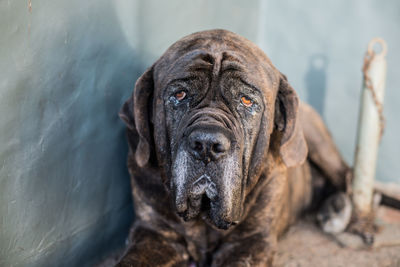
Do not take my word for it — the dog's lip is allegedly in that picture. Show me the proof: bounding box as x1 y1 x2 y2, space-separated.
172 154 243 229
178 183 241 230
201 212 240 230
190 174 218 201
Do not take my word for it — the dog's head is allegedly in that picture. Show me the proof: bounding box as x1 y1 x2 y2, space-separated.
120 30 307 230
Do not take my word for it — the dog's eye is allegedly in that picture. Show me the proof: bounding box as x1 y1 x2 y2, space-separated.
174 91 186 101
241 96 253 107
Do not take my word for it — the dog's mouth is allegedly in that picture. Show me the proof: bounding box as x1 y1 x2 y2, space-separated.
171 150 244 230
177 187 239 230
200 195 240 230
175 174 216 221
200 194 212 212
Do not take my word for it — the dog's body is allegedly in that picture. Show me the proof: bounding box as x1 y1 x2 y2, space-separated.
118 30 350 267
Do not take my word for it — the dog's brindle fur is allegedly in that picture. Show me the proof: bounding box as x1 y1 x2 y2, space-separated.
118 30 350 266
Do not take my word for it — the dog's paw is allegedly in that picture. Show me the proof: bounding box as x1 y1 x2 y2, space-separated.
317 192 352 234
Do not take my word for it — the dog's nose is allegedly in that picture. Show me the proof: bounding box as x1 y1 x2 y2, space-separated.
188 130 230 162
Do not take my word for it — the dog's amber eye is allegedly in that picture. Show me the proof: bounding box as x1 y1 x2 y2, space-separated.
241 96 253 107
174 91 186 101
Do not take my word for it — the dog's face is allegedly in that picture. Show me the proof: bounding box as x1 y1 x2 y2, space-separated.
120 30 307 230
163 51 266 229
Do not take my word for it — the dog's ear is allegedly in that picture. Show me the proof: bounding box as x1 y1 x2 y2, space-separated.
119 96 135 131
274 73 308 167
119 67 154 167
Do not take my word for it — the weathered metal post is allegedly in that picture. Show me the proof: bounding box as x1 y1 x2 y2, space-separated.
352 38 387 217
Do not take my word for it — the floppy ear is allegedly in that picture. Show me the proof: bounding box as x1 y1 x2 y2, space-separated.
119 67 154 167
275 74 308 167
119 96 135 131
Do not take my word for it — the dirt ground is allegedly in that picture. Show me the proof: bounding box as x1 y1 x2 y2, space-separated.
275 206 400 267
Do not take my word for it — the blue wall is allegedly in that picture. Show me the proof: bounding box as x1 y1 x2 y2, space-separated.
0 0 399 266
0 1 136 266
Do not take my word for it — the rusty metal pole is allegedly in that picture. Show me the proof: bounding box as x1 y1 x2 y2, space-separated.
352 38 387 217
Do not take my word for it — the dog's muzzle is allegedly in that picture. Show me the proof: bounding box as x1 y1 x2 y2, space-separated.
190 175 217 200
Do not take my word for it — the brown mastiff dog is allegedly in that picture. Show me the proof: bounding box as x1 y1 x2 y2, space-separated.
118 29 350 266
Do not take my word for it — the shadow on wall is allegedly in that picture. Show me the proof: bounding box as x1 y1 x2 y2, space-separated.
305 54 328 119
0 1 145 266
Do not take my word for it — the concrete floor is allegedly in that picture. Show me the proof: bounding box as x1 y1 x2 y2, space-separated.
276 206 400 267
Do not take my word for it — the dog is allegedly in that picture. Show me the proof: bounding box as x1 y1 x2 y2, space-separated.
117 29 350 266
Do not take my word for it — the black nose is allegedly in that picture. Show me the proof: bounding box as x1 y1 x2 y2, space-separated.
188 130 230 162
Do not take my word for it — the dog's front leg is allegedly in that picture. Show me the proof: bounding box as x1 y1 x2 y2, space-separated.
117 224 189 267
211 232 276 267
211 165 293 267
211 192 281 266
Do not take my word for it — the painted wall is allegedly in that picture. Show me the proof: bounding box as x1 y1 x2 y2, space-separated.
0 0 398 266
0 1 137 266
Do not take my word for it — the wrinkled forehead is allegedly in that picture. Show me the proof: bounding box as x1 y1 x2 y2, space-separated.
153 31 279 96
